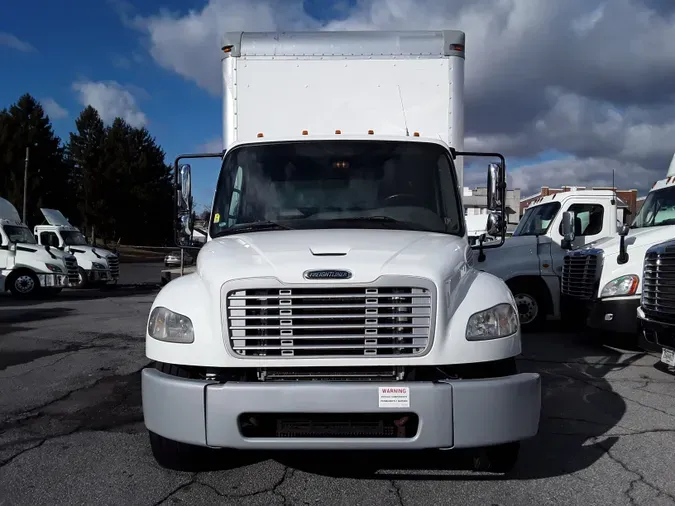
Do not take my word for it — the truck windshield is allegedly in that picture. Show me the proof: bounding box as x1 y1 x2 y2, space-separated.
4 225 37 244
631 185 675 229
209 140 463 238
513 202 561 236
61 230 88 246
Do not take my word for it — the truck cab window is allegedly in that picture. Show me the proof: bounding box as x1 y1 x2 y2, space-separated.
210 140 463 237
513 202 561 236
40 231 60 248
557 203 604 236
5 225 37 244
632 185 675 228
61 230 88 246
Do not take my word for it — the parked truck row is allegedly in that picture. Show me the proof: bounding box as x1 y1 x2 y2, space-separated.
0 198 119 298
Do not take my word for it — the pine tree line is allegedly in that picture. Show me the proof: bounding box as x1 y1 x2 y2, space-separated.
0 94 173 246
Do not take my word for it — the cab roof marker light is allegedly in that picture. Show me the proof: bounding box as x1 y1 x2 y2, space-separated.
413 131 420 137
257 132 264 138
335 129 341 134
368 130 374 134
302 130 309 135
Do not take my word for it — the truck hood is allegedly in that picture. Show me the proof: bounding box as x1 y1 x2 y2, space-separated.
14 242 74 264
66 245 116 261
197 229 470 287
579 226 672 257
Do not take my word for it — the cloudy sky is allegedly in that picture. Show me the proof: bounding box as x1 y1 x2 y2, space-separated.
2 0 674 208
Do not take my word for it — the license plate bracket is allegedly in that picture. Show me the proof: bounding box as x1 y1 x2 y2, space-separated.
661 348 675 367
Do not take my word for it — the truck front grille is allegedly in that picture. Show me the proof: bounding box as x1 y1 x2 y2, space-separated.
642 249 675 321
561 253 600 299
107 255 120 278
64 256 79 285
226 285 433 358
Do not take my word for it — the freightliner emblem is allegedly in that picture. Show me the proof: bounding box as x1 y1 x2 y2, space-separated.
303 269 352 280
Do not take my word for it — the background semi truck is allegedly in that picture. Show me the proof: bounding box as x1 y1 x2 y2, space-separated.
477 189 630 329
637 238 675 366
34 208 119 288
0 197 79 297
561 154 675 346
141 29 541 473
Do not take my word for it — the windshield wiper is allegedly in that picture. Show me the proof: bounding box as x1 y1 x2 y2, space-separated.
215 220 294 237
326 216 427 230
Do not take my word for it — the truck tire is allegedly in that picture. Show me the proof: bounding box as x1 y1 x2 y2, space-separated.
74 267 88 289
147 362 222 472
508 281 546 331
7 270 40 298
473 442 520 473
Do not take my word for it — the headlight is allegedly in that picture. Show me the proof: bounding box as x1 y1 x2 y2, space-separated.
148 306 194 343
92 262 106 270
466 303 519 341
45 263 63 273
601 275 638 298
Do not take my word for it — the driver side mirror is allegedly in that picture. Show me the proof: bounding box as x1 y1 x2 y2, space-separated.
486 163 503 211
561 211 575 242
561 211 575 250
176 164 193 245
486 212 503 237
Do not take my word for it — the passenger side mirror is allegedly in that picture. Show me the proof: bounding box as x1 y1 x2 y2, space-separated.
619 224 629 237
486 163 502 211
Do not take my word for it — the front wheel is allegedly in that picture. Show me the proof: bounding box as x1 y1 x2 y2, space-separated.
74 267 88 289
8 271 40 298
473 442 520 473
149 431 222 472
509 283 547 331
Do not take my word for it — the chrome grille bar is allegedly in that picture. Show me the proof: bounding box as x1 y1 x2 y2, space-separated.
226 285 433 358
561 253 600 299
643 249 675 318
64 256 79 286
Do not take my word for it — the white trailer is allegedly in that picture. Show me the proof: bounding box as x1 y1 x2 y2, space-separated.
478 189 627 329
562 154 675 347
34 208 119 288
0 197 79 297
141 30 541 473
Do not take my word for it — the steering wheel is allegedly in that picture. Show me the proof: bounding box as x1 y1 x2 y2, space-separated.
381 193 426 207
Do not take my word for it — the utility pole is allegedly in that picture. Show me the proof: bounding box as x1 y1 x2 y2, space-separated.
23 146 29 223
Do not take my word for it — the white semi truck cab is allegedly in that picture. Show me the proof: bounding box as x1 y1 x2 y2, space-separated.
561 155 675 345
0 198 79 297
33 208 119 288
476 190 627 329
141 29 541 473
637 238 675 366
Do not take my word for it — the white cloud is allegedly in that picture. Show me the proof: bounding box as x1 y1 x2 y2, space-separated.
132 0 675 193
72 80 148 127
42 98 68 120
0 32 36 52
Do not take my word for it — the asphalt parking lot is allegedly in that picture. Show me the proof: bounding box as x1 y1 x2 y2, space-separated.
1 287 675 506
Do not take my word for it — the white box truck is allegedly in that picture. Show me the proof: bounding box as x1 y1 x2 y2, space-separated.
561 154 675 347
141 30 542 473
34 208 120 288
0 197 80 297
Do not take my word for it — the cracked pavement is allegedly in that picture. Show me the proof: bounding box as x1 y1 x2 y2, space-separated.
1 289 675 505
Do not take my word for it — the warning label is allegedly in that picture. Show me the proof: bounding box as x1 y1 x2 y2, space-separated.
378 386 410 408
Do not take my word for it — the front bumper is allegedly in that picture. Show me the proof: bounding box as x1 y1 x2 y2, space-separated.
637 307 675 353
586 297 640 335
37 273 68 288
561 295 640 335
142 368 541 450
88 269 114 282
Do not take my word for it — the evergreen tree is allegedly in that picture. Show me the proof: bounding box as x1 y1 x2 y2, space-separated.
0 94 73 226
66 106 106 238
